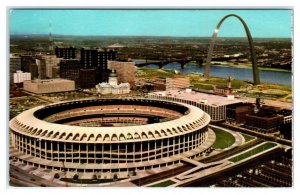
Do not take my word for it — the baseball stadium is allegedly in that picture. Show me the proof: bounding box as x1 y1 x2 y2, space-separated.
9 98 215 178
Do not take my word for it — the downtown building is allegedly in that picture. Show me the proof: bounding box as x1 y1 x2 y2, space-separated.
35 58 47 79
151 76 190 91
80 48 117 87
35 55 61 79
96 70 130 95
226 103 254 124
244 114 283 133
148 89 248 122
42 54 61 78
13 71 31 84
9 54 21 83
20 54 36 73
23 79 75 94
153 78 167 91
79 69 96 89
59 59 81 85
244 106 291 133
166 76 190 90
19 54 39 79
107 60 135 87
55 46 77 59
57 48 117 89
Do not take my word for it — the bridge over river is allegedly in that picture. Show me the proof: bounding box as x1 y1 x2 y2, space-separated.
135 58 203 69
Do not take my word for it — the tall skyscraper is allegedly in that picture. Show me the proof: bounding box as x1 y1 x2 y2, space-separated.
35 58 47 79
79 69 96 89
55 46 77 59
59 59 81 85
42 54 60 78
80 48 117 83
20 55 36 73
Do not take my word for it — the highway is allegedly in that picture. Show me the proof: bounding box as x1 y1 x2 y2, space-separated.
220 123 292 146
178 147 283 187
132 138 264 186
200 138 264 163
9 164 64 187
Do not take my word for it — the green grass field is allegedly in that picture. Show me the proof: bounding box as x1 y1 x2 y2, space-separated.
189 74 247 89
211 127 235 149
136 67 175 79
241 133 256 142
150 180 176 187
192 83 214 90
229 142 277 163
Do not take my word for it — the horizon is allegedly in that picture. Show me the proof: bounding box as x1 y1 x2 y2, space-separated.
10 34 292 40
9 10 292 38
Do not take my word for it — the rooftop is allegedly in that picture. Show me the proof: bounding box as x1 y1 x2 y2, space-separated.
10 99 210 142
150 90 248 107
26 79 74 84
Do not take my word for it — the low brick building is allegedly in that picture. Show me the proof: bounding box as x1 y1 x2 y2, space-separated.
226 103 254 124
244 113 283 133
79 69 96 89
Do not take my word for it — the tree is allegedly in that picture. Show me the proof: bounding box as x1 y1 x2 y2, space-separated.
92 174 97 180
113 173 118 181
132 170 137 176
73 174 79 180
54 173 60 179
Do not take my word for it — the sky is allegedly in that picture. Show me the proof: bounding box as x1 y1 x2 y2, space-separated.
9 9 292 38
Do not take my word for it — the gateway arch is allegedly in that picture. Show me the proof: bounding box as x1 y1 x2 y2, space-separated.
204 14 260 85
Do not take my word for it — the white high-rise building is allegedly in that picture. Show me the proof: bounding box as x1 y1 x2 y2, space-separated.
10 54 21 82
13 71 31 84
43 55 61 78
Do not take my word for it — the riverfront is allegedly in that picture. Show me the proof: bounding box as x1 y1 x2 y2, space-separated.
136 67 292 103
138 62 291 86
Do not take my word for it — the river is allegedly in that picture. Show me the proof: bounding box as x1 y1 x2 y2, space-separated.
136 62 292 86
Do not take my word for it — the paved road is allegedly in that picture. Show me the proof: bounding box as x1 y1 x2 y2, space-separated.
9 164 64 187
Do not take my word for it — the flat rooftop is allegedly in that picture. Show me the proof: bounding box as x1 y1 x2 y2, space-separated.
25 79 74 84
150 90 248 107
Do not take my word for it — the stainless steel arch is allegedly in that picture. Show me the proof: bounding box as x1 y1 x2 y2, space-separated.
204 14 260 85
